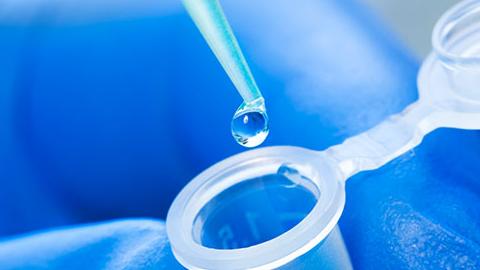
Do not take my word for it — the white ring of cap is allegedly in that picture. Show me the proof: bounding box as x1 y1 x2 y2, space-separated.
166 146 345 270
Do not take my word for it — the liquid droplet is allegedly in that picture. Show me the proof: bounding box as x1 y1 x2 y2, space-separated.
277 164 304 187
231 99 269 148
277 164 320 198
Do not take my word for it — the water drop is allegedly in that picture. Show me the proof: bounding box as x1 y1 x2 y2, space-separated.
231 99 269 147
277 164 304 187
277 164 320 198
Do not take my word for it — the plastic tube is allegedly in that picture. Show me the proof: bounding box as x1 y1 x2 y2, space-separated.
167 147 352 269
167 0 480 269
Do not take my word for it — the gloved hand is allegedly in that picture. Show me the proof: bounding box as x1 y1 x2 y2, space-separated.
2 0 479 269
0 219 183 270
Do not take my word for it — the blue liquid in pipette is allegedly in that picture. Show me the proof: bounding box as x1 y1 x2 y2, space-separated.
231 99 269 148
182 0 269 148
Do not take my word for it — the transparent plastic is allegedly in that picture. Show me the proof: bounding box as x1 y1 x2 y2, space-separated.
167 147 350 269
182 0 262 103
182 0 269 147
167 0 480 269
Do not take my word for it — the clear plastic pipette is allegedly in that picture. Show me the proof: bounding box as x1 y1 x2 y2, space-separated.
183 0 269 147
182 0 262 103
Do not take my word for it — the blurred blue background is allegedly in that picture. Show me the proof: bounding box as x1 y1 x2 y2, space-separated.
1 0 479 269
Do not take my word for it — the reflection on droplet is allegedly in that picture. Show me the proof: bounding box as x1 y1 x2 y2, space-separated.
231 99 269 147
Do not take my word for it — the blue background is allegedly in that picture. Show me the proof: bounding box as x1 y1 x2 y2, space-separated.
0 0 479 268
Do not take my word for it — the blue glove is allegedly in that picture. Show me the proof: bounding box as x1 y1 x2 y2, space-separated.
1 0 479 268
0 219 183 270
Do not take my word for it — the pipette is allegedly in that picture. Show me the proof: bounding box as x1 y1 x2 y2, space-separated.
182 0 269 147
168 1 480 268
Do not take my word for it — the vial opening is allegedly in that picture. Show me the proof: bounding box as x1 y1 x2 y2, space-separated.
433 0 480 67
192 169 318 249
167 146 346 269
431 0 480 101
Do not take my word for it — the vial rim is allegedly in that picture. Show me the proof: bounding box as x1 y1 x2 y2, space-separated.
166 146 345 270
432 0 480 67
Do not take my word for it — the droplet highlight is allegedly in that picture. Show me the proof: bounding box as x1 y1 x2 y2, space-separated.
231 99 269 148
